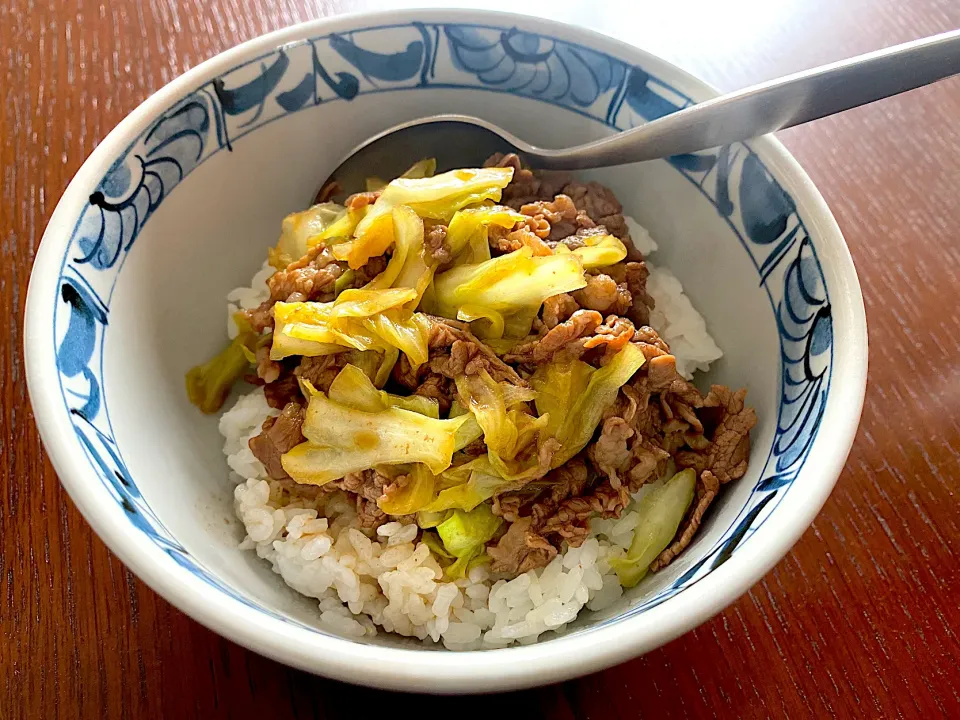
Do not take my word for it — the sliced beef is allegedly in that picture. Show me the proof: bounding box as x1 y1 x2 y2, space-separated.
573 273 632 315
487 517 558 575
425 318 527 386
345 190 381 211
583 315 637 364
483 153 646 256
424 223 451 265
356 496 388 529
488 220 552 256
248 402 305 480
588 417 634 488
336 468 391 501
518 194 596 242
296 353 352 393
412 373 454 415
244 246 343 332
263 371 302 410
539 481 631 540
352 255 388 286
674 385 757 484
504 309 603 364
541 293 580 329
255 345 281 383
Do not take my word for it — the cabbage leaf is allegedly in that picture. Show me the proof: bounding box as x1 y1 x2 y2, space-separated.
271 292 434 366
328 363 439 418
553 233 628 268
355 167 514 237
431 247 587 334
281 391 468 485
530 357 594 439
436 504 502 579
377 463 436 515
185 327 256 413
549 343 646 468
445 205 525 264
269 202 345 268
608 469 696 587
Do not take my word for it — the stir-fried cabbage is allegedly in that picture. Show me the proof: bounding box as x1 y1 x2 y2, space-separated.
356 167 514 234
436 504 502 579
609 469 696 587
185 326 256 413
377 463 436 515
271 289 433 366
453 370 553 481
456 304 505 340
339 167 512 275
332 211 395 270
328 363 439 417
422 457 507 513
455 371 536 461
280 391 468 485
431 247 587 336
363 205 426 293
366 158 438 192
445 206 525 265
269 202 345 268
548 343 647 468
553 233 628 269
530 357 594 439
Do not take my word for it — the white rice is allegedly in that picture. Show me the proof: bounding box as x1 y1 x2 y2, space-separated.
221 216 720 648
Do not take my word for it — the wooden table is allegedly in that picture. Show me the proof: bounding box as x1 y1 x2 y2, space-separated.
4 0 959 717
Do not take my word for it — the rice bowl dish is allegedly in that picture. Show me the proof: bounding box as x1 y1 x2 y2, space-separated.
192 155 757 649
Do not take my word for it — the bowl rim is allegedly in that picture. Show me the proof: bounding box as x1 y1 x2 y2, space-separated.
24 7 868 693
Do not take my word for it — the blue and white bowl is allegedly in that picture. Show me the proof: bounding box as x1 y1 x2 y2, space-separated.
25 9 867 692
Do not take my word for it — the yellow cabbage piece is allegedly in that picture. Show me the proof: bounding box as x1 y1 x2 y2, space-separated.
355 167 514 236
399 157 437 180
312 202 367 247
454 371 535 461
327 288 418 318
609 469 696 587
453 370 552 482
421 457 506 513
280 391 468 485
530 357 594 439
549 343 646 468
456 305 505 340
417 510 452 529
436 504 502 579
366 158 438 194
332 211 394 269
271 291 434 367
377 464 436 515
328 363 439 418
269 202 345 268
431 247 587 336
184 327 256 413
363 205 426 293
337 168 513 278
421 531 453 559
445 205 525 264
554 234 628 268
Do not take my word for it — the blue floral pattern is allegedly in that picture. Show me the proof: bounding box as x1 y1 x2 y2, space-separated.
53 21 831 634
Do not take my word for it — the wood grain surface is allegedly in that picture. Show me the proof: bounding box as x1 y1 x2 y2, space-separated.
3 1 960 717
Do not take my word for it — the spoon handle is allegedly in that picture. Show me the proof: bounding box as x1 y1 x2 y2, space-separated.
532 28 960 169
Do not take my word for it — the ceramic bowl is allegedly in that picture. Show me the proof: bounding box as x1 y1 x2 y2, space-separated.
25 8 867 692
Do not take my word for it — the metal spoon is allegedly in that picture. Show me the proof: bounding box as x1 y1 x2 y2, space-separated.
322 28 960 191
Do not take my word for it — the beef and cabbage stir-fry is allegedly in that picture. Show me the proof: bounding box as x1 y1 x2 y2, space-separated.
190 155 756 646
